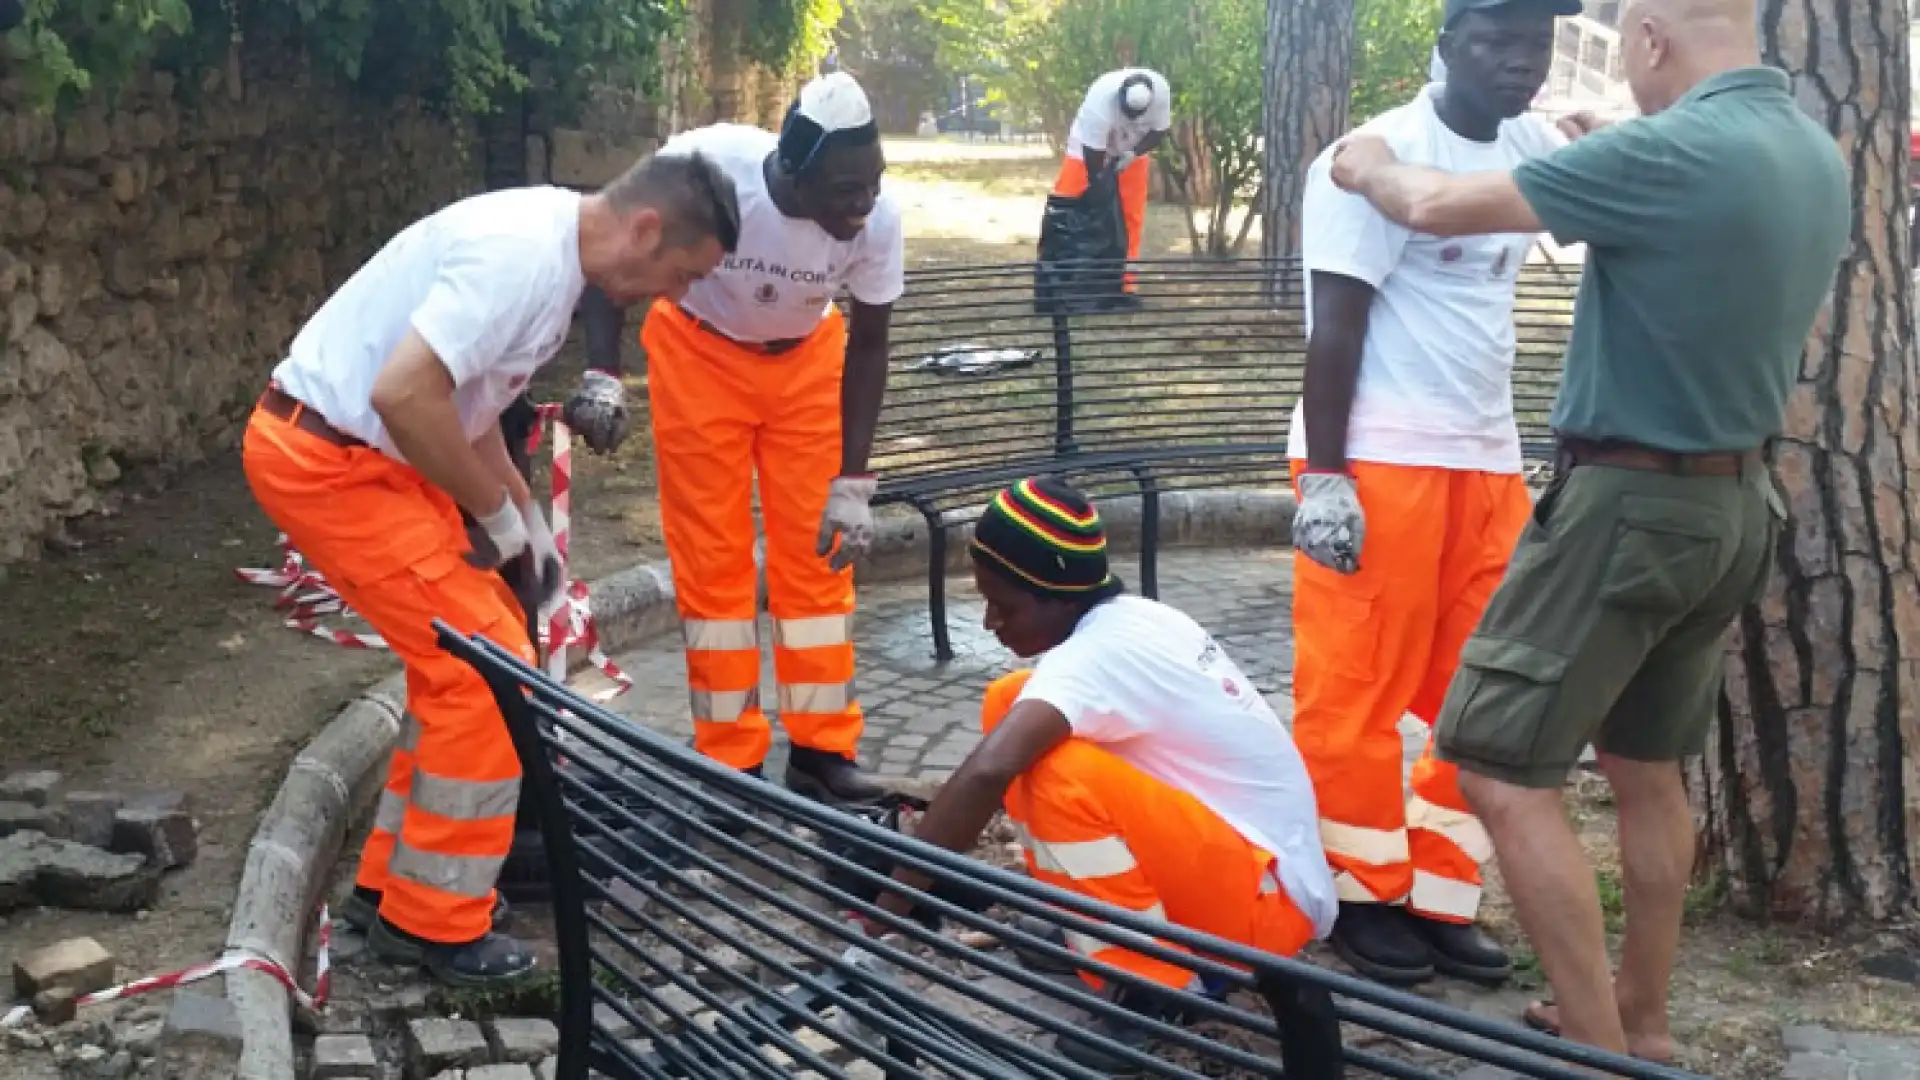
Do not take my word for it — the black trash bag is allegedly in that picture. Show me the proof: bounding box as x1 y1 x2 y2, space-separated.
1034 164 1128 315
822 793 997 930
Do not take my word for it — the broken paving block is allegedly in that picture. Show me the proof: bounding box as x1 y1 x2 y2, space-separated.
486 1018 559 1064
406 1018 491 1076
33 837 161 912
31 987 78 1025
310 1033 378 1079
13 936 116 998
62 792 124 849
0 801 67 839
0 834 37 911
111 807 197 870
0 771 62 806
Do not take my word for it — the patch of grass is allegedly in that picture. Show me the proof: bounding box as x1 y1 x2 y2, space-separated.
1595 867 1627 933
428 970 564 1020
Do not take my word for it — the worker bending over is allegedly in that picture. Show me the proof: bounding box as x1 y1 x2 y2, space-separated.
243 154 739 987
1288 0 1577 987
1053 67 1172 302
867 478 1337 1071
644 72 904 804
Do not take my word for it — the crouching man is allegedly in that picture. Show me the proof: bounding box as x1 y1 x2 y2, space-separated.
863 478 1338 1071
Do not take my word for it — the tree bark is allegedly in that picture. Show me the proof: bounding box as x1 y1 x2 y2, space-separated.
1688 0 1920 926
1258 0 1354 301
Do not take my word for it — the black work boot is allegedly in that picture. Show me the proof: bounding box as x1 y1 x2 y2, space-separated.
784 746 883 805
367 919 538 988
1056 983 1212 1076
340 886 512 935
1328 902 1435 986
1409 913 1512 985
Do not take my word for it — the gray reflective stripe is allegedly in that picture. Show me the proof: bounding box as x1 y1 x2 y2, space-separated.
773 614 852 651
1064 901 1168 956
682 618 758 652
1320 818 1408 867
1012 823 1139 880
372 790 407 835
397 713 421 752
1409 870 1482 921
409 769 520 822
389 844 503 900
1333 871 1378 903
690 687 760 724
779 682 851 715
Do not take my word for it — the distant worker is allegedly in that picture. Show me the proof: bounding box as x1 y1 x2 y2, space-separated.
1053 66 1172 304
1288 0 1578 988
243 154 738 987
864 479 1337 1071
643 72 905 804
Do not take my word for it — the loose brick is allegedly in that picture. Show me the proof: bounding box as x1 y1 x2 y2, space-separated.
62 792 124 849
111 807 197 869
485 1018 558 1064
0 801 66 839
13 936 115 998
31 987 77 1025
405 1018 491 1076
310 1033 378 1079
0 771 62 806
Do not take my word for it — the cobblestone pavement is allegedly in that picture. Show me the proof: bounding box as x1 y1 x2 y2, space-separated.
1782 1027 1920 1080
585 547 1327 779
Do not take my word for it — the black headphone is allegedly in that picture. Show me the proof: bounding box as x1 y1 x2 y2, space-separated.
1117 73 1155 120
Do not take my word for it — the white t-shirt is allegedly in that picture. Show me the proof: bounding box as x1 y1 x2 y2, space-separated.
1286 87 1564 473
658 124 906 344
1066 68 1173 160
1016 595 1338 938
271 187 586 459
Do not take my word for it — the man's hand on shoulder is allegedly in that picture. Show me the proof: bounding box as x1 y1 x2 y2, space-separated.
1554 111 1610 142
1330 134 1400 196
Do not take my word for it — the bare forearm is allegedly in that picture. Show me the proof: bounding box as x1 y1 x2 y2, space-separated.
885 764 1009 899
1301 334 1364 474
476 422 534 509
380 397 508 516
1355 164 1541 237
840 341 889 476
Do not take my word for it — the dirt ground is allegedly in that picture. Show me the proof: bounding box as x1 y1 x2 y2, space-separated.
1 137 1914 1075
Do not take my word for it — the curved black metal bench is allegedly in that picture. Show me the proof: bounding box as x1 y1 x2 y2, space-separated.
442 621 1705 1080
871 256 1578 661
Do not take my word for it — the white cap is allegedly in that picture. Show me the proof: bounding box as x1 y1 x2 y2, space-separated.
1122 81 1155 112
796 72 874 133
1428 47 1447 85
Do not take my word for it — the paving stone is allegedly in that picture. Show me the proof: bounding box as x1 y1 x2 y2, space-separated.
31 836 159 911
0 771 62 806
13 936 115 997
163 987 244 1049
1785 1026 1846 1054
111 806 198 869
591 1003 638 1041
0 834 39 910
405 1018 491 1076
123 789 192 815
31 986 78 1024
1843 1033 1920 1064
62 792 123 848
1858 1064 1920 1080
311 1033 379 1079
485 1018 559 1064
1785 1053 1858 1080
536 1059 557 1080
0 801 66 838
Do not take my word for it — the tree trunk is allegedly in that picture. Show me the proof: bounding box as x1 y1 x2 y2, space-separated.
1258 0 1354 301
1687 0 1920 926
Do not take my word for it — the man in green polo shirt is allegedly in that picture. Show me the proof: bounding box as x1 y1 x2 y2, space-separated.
1324 0 1850 1061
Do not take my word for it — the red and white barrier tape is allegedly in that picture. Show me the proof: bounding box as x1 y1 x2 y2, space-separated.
0 906 330 1030
236 410 631 698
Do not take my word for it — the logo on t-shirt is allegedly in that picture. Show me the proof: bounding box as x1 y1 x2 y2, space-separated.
508 373 529 390
1440 245 1463 263
754 283 778 305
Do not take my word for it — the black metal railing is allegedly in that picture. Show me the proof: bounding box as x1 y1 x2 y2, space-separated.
445 623 1703 1080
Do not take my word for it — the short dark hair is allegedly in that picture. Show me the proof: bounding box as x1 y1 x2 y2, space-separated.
601 150 742 253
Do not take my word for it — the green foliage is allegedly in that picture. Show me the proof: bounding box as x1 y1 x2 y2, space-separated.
0 0 711 115
833 0 954 122
962 0 1441 256
741 0 843 73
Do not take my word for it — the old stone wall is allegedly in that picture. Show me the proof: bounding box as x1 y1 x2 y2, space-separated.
0 51 478 564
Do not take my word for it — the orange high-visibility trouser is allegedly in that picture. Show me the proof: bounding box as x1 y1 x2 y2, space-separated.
1289 461 1532 924
644 300 862 770
1053 153 1150 290
242 403 533 945
983 671 1316 991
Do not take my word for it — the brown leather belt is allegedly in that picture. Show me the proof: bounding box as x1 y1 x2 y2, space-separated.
1556 437 1760 478
676 305 806 356
257 385 366 448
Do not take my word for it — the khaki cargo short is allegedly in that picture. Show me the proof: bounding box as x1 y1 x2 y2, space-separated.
1434 462 1785 789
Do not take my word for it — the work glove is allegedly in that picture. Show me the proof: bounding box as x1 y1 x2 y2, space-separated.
1292 472 1365 575
1111 150 1138 174
522 502 568 619
561 370 630 454
817 474 879 572
468 490 530 569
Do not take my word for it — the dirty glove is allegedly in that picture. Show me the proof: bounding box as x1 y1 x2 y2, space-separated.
561 370 630 454
467 490 530 569
1292 472 1365 575
522 502 568 619
817 475 879 571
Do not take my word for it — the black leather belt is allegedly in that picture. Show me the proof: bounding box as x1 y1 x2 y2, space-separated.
676 305 806 356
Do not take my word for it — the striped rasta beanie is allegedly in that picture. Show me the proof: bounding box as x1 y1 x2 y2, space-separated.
970 478 1125 601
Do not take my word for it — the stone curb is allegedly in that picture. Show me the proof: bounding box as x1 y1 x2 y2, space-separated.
225 485 1291 1079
